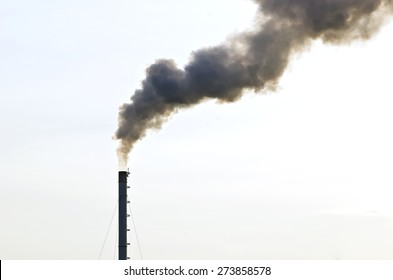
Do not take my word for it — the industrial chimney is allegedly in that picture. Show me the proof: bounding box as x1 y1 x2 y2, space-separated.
118 171 129 260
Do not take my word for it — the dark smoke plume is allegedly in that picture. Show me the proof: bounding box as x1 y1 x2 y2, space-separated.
116 0 393 166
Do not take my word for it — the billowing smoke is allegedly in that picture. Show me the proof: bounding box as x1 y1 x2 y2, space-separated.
115 0 393 167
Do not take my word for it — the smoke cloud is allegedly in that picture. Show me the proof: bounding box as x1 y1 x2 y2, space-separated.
115 0 393 167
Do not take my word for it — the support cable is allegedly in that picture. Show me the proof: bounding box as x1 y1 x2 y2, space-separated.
128 203 144 259
98 202 117 260
114 218 118 260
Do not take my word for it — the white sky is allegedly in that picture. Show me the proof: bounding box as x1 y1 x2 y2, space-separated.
1 0 393 259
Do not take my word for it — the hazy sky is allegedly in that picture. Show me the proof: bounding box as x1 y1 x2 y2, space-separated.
1 0 393 259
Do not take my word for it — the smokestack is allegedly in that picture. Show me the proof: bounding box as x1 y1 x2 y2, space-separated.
118 171 129 260
115 0 393 165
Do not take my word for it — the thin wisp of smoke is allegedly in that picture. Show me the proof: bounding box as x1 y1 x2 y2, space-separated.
115 0 393 166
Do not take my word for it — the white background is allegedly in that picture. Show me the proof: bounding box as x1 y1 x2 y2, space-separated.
2 260 393 280
1 0 393 259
